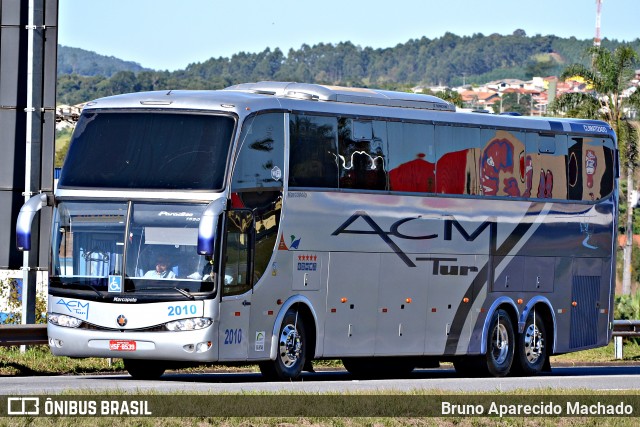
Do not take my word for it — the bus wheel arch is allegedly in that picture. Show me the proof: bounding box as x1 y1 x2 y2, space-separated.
260 297 317 380
454 302 518 377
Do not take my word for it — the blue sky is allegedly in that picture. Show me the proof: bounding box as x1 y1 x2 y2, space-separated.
59 0 638 71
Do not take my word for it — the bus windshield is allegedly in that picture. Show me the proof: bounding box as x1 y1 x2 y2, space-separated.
58 111 234 190
51 201 217 297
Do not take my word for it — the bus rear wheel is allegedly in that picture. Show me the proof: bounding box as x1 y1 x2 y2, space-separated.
484 308 515 377
123 359 165 380
259 308 307 381
515 310 547 375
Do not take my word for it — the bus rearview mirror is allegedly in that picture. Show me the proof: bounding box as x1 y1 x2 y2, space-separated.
197 199 225 256
16 193 49 251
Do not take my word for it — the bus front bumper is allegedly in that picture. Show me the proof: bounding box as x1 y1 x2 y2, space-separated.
47 323 218 362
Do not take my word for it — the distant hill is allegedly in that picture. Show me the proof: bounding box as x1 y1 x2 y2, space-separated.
57 45 149 78
56 32 640 105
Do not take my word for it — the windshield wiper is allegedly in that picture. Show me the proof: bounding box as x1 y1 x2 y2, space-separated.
135 286 195 300
54 280 103 298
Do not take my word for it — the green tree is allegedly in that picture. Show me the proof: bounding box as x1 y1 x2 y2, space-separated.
432 88 463 108
500 92 532 115
551 45 639 295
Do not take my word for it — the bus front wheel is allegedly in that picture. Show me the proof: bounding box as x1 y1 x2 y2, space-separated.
123 358 165 380
259 308 307 380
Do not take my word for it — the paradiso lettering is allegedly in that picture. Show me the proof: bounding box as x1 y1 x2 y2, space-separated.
332 210 497 269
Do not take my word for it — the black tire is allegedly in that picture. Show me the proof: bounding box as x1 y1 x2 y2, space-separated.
514 310 547 375
484 308 515 377
123 359 165 380
342 357 415 379
259 308 307 380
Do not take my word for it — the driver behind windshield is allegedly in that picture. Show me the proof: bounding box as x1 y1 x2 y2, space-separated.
143 255 176 279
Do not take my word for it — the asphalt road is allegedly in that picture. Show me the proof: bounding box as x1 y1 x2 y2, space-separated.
1 365 639 394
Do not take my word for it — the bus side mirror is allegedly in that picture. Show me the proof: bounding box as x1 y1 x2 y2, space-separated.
197 199 225 256
16 193 49 251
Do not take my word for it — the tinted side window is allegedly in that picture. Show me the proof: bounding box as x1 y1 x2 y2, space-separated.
223 210 253 297
338 118 388 190
568 136 615 201
525 133 568 199
479 129 526 197
388 122 435 192
289 114 339 188
435 126 480 195
233 113 285 191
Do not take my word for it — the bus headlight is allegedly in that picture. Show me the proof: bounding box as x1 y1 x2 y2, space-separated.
165 318 212 331
48 313 83 328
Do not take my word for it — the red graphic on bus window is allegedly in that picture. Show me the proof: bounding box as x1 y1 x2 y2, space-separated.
503 178 521 196
537 169 554 198
480 139 515 196
389 153 435 192
585 150 597 188
435 150 469 194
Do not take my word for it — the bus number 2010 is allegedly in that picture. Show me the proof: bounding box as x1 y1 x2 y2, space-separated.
224 328 242 345
167 304 197 317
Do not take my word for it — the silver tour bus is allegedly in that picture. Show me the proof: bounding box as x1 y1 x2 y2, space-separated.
17 82 618 380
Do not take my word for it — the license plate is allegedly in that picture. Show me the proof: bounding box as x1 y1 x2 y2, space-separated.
109 340 136 351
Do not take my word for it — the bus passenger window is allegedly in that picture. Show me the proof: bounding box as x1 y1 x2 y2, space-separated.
436 126 480 195
233 113 285 191
338 118 388 191
479 130 525 197
388 122 435 193
568 137 614 201
525 133 568 200
289 115 339 188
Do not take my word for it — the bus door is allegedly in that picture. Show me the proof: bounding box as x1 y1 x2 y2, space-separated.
217 209 255 361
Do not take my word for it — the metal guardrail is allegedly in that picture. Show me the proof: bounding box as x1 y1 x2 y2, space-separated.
0 324 47 346
612 319 640 337
612 320 640 359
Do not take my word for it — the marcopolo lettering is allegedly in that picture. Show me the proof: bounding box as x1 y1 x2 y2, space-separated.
332 211 497 267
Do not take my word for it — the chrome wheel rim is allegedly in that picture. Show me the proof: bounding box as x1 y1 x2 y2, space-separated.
524 323 544 364
279 324 301 368
491 321 509 365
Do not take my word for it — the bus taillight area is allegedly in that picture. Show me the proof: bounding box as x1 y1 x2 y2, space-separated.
50 200 222 299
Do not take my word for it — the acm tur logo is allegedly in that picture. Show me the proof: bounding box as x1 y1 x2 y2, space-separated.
332 210 497 274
